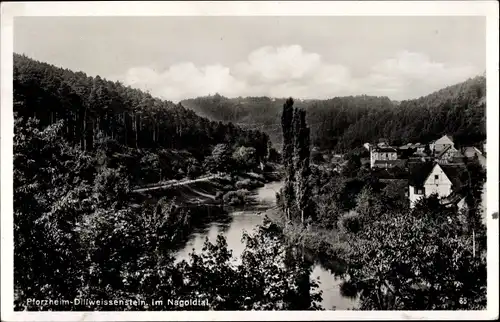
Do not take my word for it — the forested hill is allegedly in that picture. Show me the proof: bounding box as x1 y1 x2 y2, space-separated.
13 54 271 183
181 76 486 152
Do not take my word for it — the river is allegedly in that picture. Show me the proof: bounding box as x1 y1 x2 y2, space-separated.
174 181 358 310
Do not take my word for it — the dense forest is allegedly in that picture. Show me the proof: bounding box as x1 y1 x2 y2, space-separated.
13 54 271 186
181 76 486 152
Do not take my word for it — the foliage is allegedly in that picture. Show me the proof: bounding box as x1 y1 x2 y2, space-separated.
279 99 315 224
203 143 234 174
280 98 296 219
222 189 250 206
292 108 315 224
339 212 362 234
354 186 386 225
14 116 95 309
176 220 323 310
232 146 258 171
235 178 263 190
341 196 486 310
181 76 485 152
14 54 271 185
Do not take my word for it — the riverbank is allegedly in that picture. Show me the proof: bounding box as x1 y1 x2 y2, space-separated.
129 171 283 254
132 170 282 206
264 207 349 276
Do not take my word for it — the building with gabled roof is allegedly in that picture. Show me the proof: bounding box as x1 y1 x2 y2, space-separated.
430 134 455 154
462 146 486 168
370 145 398 168
408 162 468 209
435 145 463 164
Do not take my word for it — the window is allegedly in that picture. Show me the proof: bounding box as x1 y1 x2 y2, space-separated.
415 187 425 195
435 175 439 180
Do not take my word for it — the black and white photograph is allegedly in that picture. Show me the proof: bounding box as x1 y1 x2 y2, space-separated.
1 1 498 321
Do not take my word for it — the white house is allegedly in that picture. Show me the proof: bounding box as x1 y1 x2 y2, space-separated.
430 135 455 154
408 162 467 209
435 145 462 164
370 145 398 168
462 146 486 168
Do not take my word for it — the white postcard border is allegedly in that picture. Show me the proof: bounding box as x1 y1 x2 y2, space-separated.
1 1 498 321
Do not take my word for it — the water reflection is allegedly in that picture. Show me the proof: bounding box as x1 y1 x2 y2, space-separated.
173 181 358 310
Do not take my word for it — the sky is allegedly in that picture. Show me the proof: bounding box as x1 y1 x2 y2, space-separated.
14 16 486 102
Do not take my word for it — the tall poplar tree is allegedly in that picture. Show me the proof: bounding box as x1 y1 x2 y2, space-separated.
281 98 295 221
293 108 313 225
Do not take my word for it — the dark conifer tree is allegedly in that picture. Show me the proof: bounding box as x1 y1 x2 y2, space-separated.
293 108 314 225
281 97 296 221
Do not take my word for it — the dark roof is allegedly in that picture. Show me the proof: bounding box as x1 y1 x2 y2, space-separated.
462 146 482 154
408 162 467 188
373 146 398 152
372 166 408 179
437 146 463 159
408 162 435 187
435 145 452 158
441 191 467 207
374 159 406 167
439 164 467 188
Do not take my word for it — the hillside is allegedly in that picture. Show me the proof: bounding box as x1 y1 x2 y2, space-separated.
13 54 271 185
181 77 486 152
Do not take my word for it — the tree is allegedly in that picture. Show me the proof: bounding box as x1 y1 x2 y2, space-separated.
354 186 385 225
93 166 131 209
461 159 487 258
341 197 486 310
232 146 258 171
206 143 233 174
281 98 296 221
14 117 95 310
139 152 161 184
293 108 314 224
342 154 361 177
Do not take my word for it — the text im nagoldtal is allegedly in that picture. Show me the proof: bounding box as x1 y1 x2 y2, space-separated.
25 297 210 309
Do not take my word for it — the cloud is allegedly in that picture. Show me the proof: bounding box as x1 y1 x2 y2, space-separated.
361 50 479 97
116 45 481 102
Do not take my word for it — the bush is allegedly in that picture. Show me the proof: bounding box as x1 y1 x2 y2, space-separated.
339 212 362 234
248 172 265 181
316 199 342 229
222 189 250 206
235 179 252 189
235 178 263 190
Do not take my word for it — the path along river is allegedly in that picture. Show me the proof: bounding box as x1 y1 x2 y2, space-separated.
174 180 358 310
